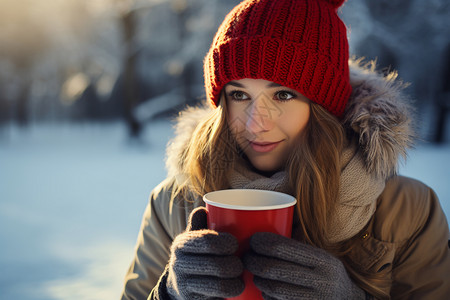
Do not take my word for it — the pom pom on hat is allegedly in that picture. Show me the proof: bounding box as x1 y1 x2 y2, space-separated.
204 0 352 117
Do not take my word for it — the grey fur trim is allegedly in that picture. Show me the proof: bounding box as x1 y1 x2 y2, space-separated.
165 105 212 178
165 59 416 180
344 59 415 179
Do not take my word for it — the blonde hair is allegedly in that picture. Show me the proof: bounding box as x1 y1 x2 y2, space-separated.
286 103 344 248
176 95 238 196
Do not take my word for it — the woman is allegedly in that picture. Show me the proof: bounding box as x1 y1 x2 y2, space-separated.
121 0 450 299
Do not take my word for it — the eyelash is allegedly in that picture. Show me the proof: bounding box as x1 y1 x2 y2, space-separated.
227 90 249 101
227 90 297 102
275 90 297 101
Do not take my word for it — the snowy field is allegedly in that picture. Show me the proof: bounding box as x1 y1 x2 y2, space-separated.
0 119 449 300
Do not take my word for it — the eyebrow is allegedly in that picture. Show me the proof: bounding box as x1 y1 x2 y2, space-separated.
267 82 282 88
226 81 244 88
226 81 282 88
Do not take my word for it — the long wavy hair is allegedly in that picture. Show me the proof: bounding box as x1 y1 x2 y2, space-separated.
174 94 388 298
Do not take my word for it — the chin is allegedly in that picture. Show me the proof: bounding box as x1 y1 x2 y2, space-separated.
250 159 281 174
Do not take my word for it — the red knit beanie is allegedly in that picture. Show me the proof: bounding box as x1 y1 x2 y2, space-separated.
204 0 351 117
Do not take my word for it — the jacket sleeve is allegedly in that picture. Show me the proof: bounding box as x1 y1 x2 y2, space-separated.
390 182 450 299
120 178 189 300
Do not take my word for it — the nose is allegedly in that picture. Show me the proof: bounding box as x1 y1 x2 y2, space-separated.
245 97 276 134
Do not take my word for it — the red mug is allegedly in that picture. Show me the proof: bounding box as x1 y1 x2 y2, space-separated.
203 189 297 300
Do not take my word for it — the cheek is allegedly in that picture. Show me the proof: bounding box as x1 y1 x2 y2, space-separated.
281 104 310 137
227 106 246 134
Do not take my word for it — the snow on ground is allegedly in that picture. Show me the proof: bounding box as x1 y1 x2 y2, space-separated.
0 119 449 300
399 143 450 218
0 120 172 300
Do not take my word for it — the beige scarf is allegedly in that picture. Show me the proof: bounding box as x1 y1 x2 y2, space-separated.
227 143 385 243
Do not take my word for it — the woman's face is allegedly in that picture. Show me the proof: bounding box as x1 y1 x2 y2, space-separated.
225 78 310 172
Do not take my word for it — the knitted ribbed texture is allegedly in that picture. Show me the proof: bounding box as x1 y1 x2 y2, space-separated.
204 0 351 117
243 232 367 299
159 207 245 299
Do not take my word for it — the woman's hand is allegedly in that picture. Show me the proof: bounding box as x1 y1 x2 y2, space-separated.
153 207 244 300
243 232 366 300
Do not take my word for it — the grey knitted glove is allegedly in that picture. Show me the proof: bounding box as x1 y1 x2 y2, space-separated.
152 207 245 300
243 232 366 300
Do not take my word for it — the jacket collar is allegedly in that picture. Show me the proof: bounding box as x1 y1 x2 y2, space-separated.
344 59 415 179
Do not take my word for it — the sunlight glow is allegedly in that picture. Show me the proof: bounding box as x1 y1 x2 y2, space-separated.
61 73 90 105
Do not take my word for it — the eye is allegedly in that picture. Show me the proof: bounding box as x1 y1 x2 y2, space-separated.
275 90 296 101
228 90 250 101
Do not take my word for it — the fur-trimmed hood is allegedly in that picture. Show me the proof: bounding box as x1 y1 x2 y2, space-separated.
166 59 415 180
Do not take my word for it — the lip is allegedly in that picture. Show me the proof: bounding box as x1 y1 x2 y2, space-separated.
249 140 282 153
